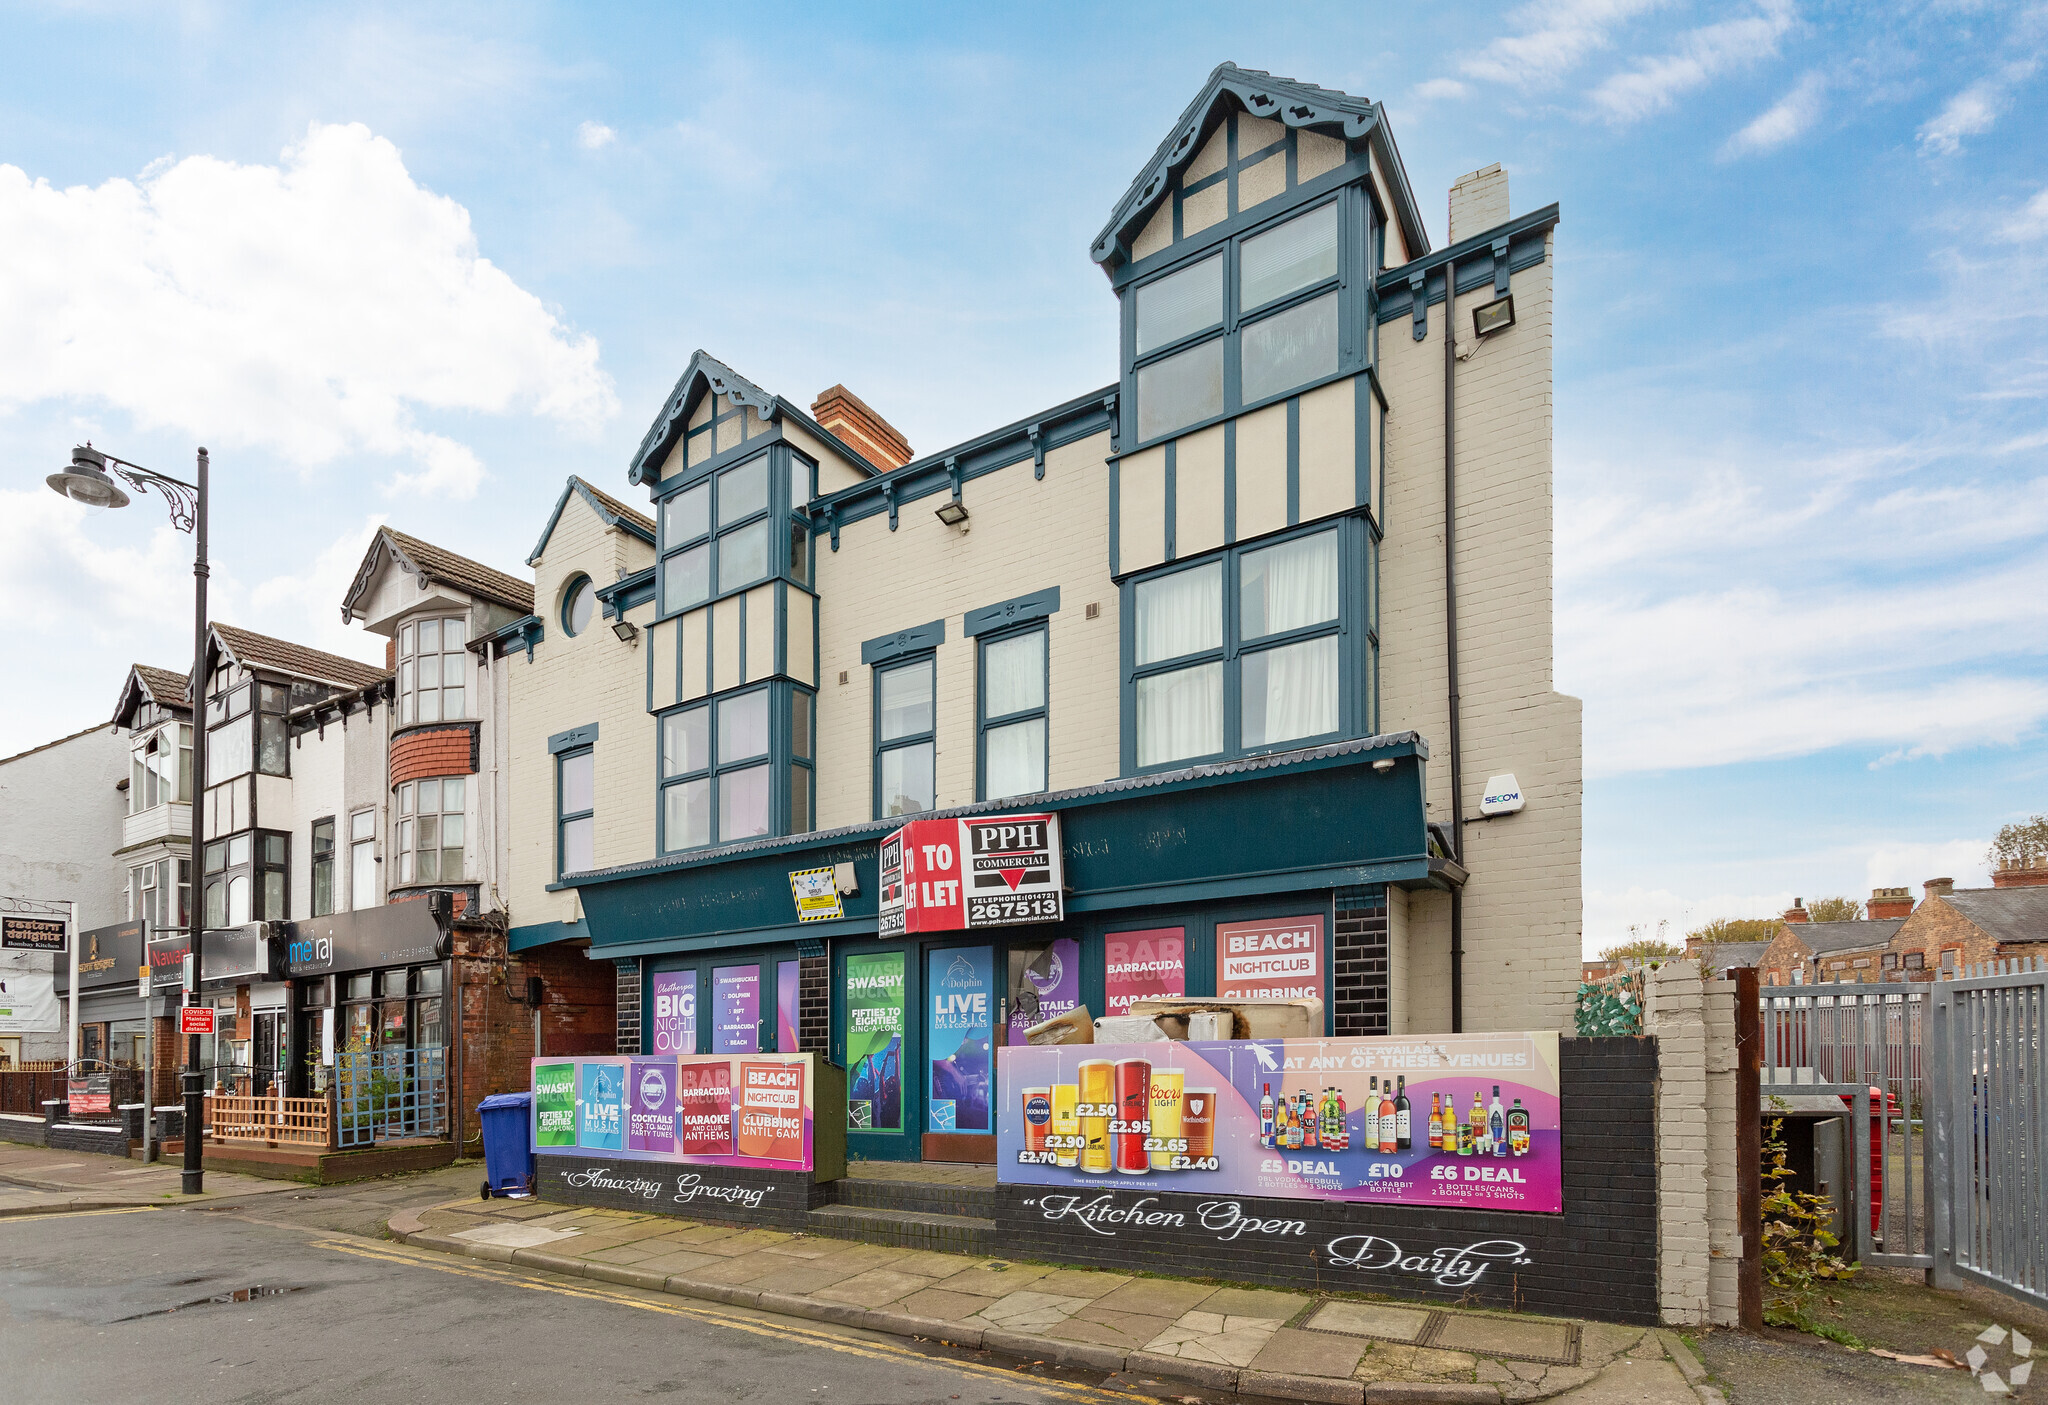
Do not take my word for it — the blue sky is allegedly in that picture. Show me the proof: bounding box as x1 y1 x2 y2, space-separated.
2 1 2043 951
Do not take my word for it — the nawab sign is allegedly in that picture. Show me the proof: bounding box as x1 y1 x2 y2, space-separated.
877 812 1064 936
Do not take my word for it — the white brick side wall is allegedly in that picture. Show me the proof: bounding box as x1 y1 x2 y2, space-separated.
1643 961 1743 1327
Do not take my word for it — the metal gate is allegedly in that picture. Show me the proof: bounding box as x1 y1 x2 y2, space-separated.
335 1046 447 1150
1929 957 2046 1312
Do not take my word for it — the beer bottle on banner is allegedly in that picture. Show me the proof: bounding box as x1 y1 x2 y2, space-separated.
1428 1093 1443 1150
1259 1083 1275 1148
1365 1078 1379 1148
1286 1095 1303 1151
1508 1097 1530 1156
1456 1093 1474 1155
1332 1086 1349 1152
1489 1086 1507 1158
1377 1080 1396 1154
1303 1088 1319 1150
1468 1089 1485 1155
1394 1075 1412 1150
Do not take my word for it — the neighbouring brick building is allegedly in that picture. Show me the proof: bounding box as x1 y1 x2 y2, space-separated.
498 64 1581 1165
1883 877 2048 980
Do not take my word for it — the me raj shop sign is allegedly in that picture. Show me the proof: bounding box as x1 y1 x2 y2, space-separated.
878 813 1064 938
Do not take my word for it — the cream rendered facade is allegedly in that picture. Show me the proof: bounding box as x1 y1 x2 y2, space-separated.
504 64 1579 1045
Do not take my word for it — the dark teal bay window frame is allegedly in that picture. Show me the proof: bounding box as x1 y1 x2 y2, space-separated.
1118 514 1377 776
654 442 817 620
655 679 817 855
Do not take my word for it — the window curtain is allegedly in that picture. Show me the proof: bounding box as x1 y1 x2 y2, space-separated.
1135 563 1221 664
1138 662 1223 767
983 632 1045 717
1244 636 1338 747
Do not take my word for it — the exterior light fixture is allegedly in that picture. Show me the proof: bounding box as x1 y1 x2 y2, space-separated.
1472 295 1516 338
46 445 133 510
1372 758 1396 774
611 619 639 644
934 498 970 529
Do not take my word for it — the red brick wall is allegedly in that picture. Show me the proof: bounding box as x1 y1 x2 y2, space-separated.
390 723 477 787
446 925 615 1152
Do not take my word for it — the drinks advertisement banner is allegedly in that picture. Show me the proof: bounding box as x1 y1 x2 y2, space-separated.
628 1059 677 1152
578 1060 626 1152
1215 915 1324 1001
649 970 697 1055
534 1054 815 1170
927 946 994 1132
1006 938 1079 1042
845 951 904 1132
1104 927 1186 1015
535 1062 577 1146
776 960 800 1054
996 1033 1562 1213
714 965 760 1053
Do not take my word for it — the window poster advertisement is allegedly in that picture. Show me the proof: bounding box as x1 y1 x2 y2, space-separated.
533 1054 815 1170
927 946 993 1133
1215 915 1324 1001
994 1032 1563 1213
777 960 801 1054
679 1058 734 1155
1104 927 1187 1015
845 951 904 1132
628 1059 676 1152
649 969 697 1055
737 1059 807 1161
713 965 760 1053
577 1060 625 1152
535 1062 577 1146
1006 938 1079 1042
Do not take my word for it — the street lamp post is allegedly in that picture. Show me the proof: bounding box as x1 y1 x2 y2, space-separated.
46 444 210 1195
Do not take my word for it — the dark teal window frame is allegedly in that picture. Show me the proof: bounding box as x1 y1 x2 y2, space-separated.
559 572 594 637
656 680 817 854
1118 514 1377 776
872 652 937 820
555 745 594 879
975 620 1049 802
655 443 816 621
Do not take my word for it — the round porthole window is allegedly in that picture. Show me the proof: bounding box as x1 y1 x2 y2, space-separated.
562 575 594 637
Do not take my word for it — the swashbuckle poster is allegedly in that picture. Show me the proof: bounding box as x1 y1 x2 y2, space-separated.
995 1032 1562 1213
534 1054 815 1171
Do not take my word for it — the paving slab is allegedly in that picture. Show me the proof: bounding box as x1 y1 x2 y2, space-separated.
810 1268 938 1308
1144 1310 1283 1367
681 1254 780 1286
1083 1277 1218 1319
878 1248 978 1278
445 1222 587 1250
930 1262 1053 1297
970 1290 1094 1334
1540 1354 1694 1404
1307 1300 1434 1343
747 1258 881 1295
1251 1325 1367 1379
633 1249 723 1276
1026 1267 1130 1299
896 1287 1002 1323
1432 1313 1574 1363
1354 1344 1478 1382
1050 1308 1179 1351
1197 1286 1310 1321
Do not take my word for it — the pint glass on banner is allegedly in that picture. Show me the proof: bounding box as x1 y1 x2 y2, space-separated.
1051 1082 1080 1168
1022 1086 1051 1156
1182 1086 1217 1163
1076 1059 1113 1174
1147 1067 1184 1170
1114 1058 1151 1175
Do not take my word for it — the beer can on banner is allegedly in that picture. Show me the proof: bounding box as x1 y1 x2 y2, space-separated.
1148 1068 1185 1170
1076 1060 1113 1174
1114 1058 1151 1175
1022 1086 1052 1155
1050 1083 1080 1167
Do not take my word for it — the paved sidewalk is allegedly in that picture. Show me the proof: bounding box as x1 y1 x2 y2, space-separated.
0 1139 297 1215
392 1196 1711 1405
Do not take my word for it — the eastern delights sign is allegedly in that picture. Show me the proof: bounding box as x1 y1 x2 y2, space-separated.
1 917 67 953
877 813 1064 937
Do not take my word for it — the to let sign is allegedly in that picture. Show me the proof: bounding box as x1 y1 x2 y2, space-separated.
180 1006 216 1036
877 813 1064 936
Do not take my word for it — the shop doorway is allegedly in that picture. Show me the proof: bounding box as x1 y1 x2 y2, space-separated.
643 951 805 1058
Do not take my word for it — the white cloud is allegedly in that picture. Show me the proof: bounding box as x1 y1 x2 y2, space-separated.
1864 840 1991 894
0 122 617 500
1413 78 1470 101
576 120 616 150
1919 56 2042 155
1999 187 2048 242
1455 0 1665 89
1719 69 1826 158
1589 0 1796 125
245 516 392 669
1585 885 1796 955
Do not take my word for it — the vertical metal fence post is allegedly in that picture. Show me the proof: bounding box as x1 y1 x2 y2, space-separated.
1734 968 1762 1330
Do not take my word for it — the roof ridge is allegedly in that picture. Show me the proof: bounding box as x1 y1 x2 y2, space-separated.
213 622 391 686
571 475 655 532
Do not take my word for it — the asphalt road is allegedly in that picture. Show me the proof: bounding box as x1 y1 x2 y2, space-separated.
0 1197 1178 1405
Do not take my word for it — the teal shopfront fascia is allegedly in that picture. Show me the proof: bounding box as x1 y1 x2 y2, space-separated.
561 733 1450 1163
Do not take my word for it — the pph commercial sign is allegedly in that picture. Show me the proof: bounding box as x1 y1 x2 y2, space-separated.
877 812 1064 937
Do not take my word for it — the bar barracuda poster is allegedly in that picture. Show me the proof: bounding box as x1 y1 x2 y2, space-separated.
533 1055 815 1170
995 1033 1563 1213
927 946 993 1132
845 951 903 1132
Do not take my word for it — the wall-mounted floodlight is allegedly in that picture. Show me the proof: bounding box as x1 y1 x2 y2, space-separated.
1473 295 1516 338
935 499 969 529
611 620 639 644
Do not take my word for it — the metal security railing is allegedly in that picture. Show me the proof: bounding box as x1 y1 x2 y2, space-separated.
1930 957 2047 1312
335 1046 447 1150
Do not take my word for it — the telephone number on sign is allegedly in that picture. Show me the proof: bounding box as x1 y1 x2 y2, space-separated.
967 895 1061 924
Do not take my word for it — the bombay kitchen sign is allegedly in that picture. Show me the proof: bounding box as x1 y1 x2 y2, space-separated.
1 917 67 953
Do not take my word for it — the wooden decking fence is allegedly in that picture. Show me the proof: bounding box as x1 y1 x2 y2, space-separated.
208 1089 333 1148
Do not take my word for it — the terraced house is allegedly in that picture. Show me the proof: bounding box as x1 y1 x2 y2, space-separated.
504 64 1580 1163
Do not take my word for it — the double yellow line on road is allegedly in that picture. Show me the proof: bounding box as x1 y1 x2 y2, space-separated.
312 1237 1155 1405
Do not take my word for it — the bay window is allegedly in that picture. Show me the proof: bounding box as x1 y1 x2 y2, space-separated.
659 682 813 853
129 725 192 811
1125 520 1371 772
395 777 465 886
203 830 288 926
658 446 818 616
398 617 468 724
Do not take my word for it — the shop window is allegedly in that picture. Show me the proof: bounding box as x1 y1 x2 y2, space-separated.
557 746 595 876
395 777 465 886
658 447 816 617
874 656 935 818
129 724 191 812
397 616 469 724
349 810 377 909
1125 521 1370 772
311 817 336 917
1128 198 1348 445
978 625 1048 801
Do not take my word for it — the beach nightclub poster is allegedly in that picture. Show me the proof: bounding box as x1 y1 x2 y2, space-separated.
996 1032 1562 1213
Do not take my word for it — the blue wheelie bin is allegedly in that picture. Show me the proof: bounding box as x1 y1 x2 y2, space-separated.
478 1091 535 1199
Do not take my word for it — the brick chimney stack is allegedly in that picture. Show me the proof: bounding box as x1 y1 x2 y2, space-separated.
1780 897 1810 924
812 385 913 472
1867 886 1914 919
1448 163 1509 243
1991 857 2048 888
1923 877 1955 903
